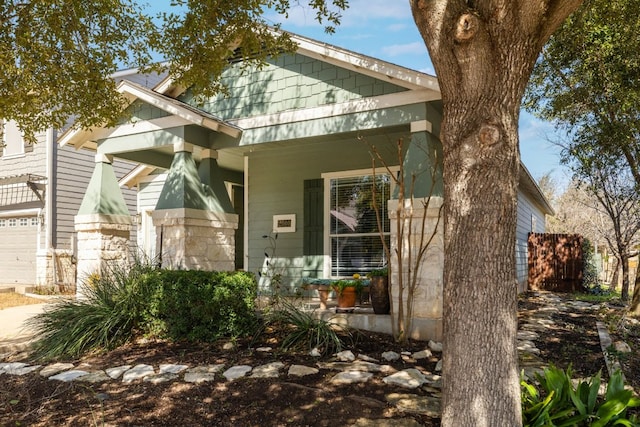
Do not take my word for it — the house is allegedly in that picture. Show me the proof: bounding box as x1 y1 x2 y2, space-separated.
54 31 552 339
0 70 166 290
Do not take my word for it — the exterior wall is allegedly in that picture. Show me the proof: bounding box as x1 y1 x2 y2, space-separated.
247 132 406 292
0 129 47 177
516 189 547 291
55 146 138 250
181 53 408 120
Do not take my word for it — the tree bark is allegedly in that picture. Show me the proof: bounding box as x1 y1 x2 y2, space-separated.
409 1 582 425
621 252 630 301
630 269 640 315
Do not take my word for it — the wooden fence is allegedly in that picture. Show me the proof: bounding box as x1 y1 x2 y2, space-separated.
528 233 584 292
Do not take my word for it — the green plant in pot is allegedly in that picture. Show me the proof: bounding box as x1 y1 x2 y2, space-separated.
368 267 390 314
331 275 365 309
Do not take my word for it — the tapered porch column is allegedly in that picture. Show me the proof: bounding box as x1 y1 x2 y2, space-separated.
75 154 132 298
152 143 238 271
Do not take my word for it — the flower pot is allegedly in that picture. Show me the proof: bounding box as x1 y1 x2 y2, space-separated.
336 286 358 308
369 276 390 314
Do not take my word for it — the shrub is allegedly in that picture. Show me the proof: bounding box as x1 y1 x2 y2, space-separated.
148 270 258 342
521 365 640 426
28 257 160 361
29 257 258 359
258 302 351 356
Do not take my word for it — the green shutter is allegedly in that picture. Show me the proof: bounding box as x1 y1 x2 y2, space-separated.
303 179 323 256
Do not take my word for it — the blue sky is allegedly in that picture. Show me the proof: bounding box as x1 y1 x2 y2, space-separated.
146 1 570 188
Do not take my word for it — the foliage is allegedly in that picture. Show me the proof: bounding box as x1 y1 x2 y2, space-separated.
28 257 258 359
582 239 601 289
526 0 640 186
148 270 258 342
261 302 351 356
28 256 159 361
0 0 348 140
368 267 389 277
331 276 365 296
521 365 640 426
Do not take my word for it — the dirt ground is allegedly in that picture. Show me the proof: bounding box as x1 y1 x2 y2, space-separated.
1 293 639 426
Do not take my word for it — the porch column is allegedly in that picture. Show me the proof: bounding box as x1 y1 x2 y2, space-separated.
153 143 238 271
75 154 132 298
388 130 444 341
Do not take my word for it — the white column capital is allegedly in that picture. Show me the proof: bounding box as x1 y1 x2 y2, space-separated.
95 153 113 163
173 141 194 153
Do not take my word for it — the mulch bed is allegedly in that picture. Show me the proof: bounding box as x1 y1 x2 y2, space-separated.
1 293 638 426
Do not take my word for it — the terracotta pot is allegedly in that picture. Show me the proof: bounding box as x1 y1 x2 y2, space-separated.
336 286 357 308
369 276 390 314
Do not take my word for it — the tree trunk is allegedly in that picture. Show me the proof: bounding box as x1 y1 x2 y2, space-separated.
621 253 630 301
611 256 621 291
630 269 640 315
409 1 582 425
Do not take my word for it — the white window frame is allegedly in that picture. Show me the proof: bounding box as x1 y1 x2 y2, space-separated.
8 218 17 227
0 219 5 227
19 217 28 227
322 167 398 279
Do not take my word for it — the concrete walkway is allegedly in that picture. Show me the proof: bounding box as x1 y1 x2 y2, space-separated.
0 303 49 354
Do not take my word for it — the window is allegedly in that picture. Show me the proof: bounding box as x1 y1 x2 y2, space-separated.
1 120 32 158
31 217 39 226
325 170 393 277
0 219 5 227
19 217 28 226
8 218 16 227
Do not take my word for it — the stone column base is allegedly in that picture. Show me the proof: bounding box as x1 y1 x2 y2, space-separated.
74 214 132 298
388 197 444 341
152 208 238 271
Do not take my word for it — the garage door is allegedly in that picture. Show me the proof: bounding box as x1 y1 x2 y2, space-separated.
0 216 38 285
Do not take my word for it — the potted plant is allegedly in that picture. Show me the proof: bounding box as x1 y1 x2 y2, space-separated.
368 267 390 314
331 275 365 311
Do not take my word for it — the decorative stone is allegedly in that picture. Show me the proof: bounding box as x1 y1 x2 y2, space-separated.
518 340 540 354
40 363 75 377
222 341 236 351
0 362 27 374
381 351 400 361
357 354 379 363
2 363 41 376
106 365 132 379
310 348 322 357
412 350 432 359
517 330 539 341
251 362 284 378
330 370 373 385
256 347 272 352
122 364 155 383
335 350 356 362
223 365 252 381
144 373 179 384
428 340 443 352
184 364 225 383
614 341 632 353
159 364 189 375
77 371 110 383
383 368 428 389
386 393 441 417
435 360 442 372
288 365 319 377
49 370 90 382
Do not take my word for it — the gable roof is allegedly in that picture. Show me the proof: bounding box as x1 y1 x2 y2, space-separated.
58 80 241 149
152 30 441 101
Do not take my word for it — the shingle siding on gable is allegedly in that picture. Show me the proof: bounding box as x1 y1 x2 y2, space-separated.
0 131 47 177
124 100 171 124
180 53 408 120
